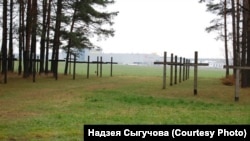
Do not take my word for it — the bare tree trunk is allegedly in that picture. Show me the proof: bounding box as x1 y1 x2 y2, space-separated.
45 0 52 74
236 0 241 65
241 0 248 87
224 0 229 78
31 0 38 82
23 0 32 78
40 0 47 74
64 7 77 75
52 0 63 80
246 0 250 87
1 0 8 83
18 0 24 75
8 0 14 72
231 0 237 76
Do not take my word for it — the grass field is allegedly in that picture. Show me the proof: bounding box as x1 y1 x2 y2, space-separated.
0 64 250 141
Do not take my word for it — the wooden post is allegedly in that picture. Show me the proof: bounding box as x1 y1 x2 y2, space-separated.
4 57 7 84
186 59 189 80
73 54 76 80
87 56 90 79
183 58 186 82
174 55 178 85
12 55 15 72
36 56 39 73
100 56 103 77
69 54 71 75
32 53 36 83
194 51 198 95
170 53 173 86
235 68 240 101
223 66 250 101
153 51 208 96
179 57 182 83
110 57 113 77
163 52 167 89
96 56 99 76
187 59 190 79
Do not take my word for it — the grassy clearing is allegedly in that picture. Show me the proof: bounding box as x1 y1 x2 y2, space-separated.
0 64 250 141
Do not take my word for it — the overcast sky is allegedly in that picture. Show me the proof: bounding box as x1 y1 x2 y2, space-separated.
94 0 225 59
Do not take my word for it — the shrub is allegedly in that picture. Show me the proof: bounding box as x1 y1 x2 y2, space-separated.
220 75 235 86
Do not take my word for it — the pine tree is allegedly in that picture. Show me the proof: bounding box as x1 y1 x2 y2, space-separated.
62 0 118 75
1 0 8 83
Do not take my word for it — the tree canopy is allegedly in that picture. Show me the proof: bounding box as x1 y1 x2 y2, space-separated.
0 0 118 82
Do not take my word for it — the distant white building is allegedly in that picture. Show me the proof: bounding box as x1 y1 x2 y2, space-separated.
72 47 162 65
59 47 230 68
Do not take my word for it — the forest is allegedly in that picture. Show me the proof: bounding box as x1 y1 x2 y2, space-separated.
200 0 250 87
0 0 118 83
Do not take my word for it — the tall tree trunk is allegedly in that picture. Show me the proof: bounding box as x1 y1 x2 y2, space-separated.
64 8 77 75
40 0 47 74
1 0 8 83
236 0 241 65
224 0 229 78
18 0 24 75
24 0 32 78
31 0 38 82
247 0 250 87
52 0 63 80
231 0 237 76
45 0 52 74
8 0 14 72
241 0 248 87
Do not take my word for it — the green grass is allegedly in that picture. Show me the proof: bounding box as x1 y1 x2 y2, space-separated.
0 64 249 141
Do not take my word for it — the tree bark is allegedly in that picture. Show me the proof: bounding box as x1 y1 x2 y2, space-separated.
1 0 8 83
31 0 38 82
64 7 77 75
241 0 248 87
246 0 250 87
45 0 52 74
52 0 63 80
39 0 48 74
8 0 14 72
224 0 229 78
231 0 237 76
23 0 32 78
18 0 25 75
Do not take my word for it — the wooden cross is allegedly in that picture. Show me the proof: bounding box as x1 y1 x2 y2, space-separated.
189 51 209 95
223 65 250 101
154 51 209 95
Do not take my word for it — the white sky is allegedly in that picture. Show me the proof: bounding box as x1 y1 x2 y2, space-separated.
94 0 226 59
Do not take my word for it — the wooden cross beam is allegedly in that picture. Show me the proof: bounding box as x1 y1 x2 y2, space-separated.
223 65 250 101
154 51 209 96
154 52 190 88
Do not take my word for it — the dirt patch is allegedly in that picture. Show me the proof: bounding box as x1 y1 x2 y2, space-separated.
220 75 235 86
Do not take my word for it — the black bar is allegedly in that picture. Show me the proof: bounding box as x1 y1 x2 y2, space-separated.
84 124 250 141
